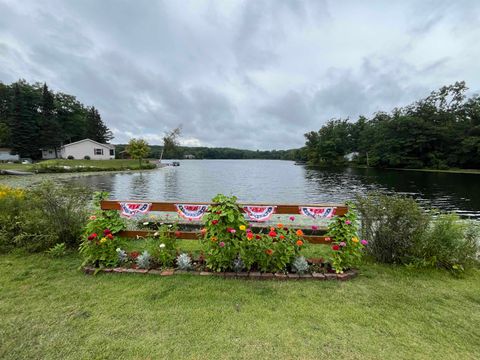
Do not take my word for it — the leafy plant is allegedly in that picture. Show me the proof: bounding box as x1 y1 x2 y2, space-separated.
79 229 121 268
327 203 366 273
46 242 67 257
232 256 245 272
176 253 193 270
147 223 178 267
292 256 309 274
136 250 151 269
116 247 128 264
84 191 126 236
201 194 249 272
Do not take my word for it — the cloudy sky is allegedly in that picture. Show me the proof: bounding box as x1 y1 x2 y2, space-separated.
1 0 480 149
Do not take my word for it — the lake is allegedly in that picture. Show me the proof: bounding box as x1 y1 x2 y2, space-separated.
63 160 480 219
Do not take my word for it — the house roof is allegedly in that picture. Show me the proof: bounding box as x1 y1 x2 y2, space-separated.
62 138 115 149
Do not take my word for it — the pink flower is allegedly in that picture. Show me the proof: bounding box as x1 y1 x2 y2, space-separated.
89 215 97 221
325 237 331 242
219 241 225 247
339 241 346 247
361 239 368 245
311 225 318 230
212 220 219 225
289 216 295 221
230 229 236 234
345 220 352 225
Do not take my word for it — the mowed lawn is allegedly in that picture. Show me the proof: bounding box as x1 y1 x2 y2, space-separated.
0 159 155 172
1 253 479 360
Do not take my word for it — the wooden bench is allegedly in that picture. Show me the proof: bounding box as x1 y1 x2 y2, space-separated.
100 200 348 244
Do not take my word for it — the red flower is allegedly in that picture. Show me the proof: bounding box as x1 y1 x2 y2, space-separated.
87 233 96 241
103 229 111 235
279 235 285 240
332 245 340 251
265 249 273 256
268 230 277 237
247 232 254 240
212 220 219 225
255 235 261 240
129 251 140 259
174 231 182 238
107 233 114 239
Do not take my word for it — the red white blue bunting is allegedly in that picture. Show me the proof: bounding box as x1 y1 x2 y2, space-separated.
243 206 276 222
120 202 152 218
175 204 209 220
299 206 336 219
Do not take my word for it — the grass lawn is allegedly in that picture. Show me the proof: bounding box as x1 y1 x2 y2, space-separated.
0 159 155 173
0 252 479 359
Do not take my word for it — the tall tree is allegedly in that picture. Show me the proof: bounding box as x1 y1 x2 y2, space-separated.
126 138 150 166
85 106 113 143
38 84 63 156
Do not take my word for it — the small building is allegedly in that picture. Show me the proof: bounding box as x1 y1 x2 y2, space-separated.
0 148 20 162
184 154 195 159
41 139 115 160
344 152 359 162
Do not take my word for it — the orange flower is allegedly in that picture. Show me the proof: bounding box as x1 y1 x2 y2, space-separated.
265 249 273 256
277 223 283 228
352 237 359 243
296 229 304 237
211 236 217 242
296 240 303 246
279 235 285 239
270 227 275 232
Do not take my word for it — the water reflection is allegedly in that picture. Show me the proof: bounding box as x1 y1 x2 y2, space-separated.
66 160 480 218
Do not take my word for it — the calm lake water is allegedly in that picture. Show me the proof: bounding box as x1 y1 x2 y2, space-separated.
64 160 480 219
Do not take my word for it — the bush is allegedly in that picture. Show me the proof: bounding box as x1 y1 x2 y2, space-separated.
146 224 178 268
67 155 74 160
0 183 91 253
410 213 479 272
356 192 479 272
356 192 430 264
84 155 91 160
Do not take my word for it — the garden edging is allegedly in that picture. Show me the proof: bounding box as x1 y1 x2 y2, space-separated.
83 266 358 281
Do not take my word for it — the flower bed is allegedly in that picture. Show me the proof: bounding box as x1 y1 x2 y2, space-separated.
80 193 368 279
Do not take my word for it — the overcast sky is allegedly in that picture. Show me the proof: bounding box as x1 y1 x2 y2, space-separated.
1 0 480 149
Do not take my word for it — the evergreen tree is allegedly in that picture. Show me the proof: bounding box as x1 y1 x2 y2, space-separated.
85 106 113 143
10 82 39 158
38 84 63 156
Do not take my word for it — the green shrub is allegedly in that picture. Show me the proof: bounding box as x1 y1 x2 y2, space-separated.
356 192 430 264
356 192 479 272
410 213 479 272
146 224 178 268
46 243 67 257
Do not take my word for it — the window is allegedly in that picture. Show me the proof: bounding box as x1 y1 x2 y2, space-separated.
48 150 53 154
109 149 114 156
94 148 104 155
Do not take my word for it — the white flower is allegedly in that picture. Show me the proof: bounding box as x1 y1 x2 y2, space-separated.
116 248 121 252
159 243 166 249
143 222 149 225
153 232 159 237
168 224 173 228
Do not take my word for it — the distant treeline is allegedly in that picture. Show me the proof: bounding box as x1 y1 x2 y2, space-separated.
304 82 480 169
115 144 305 161
0 80 112 159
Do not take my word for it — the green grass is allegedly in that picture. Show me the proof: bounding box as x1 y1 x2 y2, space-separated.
0 159 155 173
1 253 479 359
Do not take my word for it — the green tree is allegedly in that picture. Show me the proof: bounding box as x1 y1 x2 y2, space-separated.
38 84 63 156
126 138 150 166
85 106 113 143
161 126 182 159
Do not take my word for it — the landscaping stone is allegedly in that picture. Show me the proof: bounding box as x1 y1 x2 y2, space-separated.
261 273 275 279
325 273 337 280
83 267 94 274
224 272 236 278
174 270 189 275
235 272 248 278
274 273 288 280
299 273 313 280
103 268 113 273
160 269 174 276
199 271 213 276
148 269 162 275
112 267 124 273
249 272 262 279
287 273 300 279
311 272 326 280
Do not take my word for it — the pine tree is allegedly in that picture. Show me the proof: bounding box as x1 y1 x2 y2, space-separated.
10 82 39 158
85 106 113 143
38 83 63 156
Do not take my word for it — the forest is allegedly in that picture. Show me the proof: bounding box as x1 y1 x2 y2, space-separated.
0 80 112 159
304 82 480 169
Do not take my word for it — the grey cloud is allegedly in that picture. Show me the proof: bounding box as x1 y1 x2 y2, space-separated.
1 0 480 149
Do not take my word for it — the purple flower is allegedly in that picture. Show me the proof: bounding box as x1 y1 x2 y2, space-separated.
289 216 295 221
219 242 225 247
345 220 352 225
339 241 346 247
311 225 318 230
361 239 368 245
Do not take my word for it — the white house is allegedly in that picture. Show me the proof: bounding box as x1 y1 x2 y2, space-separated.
0 148 20 161
41 139 115 160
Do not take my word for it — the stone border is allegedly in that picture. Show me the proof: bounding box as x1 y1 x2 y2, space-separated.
83 267 358 281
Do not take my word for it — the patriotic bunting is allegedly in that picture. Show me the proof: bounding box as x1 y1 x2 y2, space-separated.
120 202 152 218
299 206 336 219
243 206 276 222
175 204 209 220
